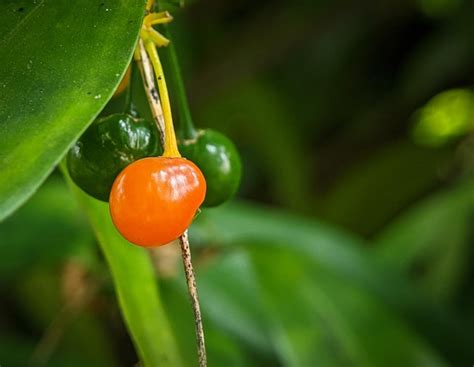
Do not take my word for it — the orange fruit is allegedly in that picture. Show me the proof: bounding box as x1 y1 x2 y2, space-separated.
109 157 206 247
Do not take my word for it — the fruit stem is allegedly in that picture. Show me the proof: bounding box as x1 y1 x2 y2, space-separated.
159 25 198 140
144 39 181 157
135 40 166 146
137 7 208 365
146 0 154 12
178 231 207 367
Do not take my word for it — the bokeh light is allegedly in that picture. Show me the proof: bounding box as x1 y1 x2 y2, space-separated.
412 89 474 147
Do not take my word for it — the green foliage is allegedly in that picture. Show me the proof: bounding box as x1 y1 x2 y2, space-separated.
0 177 93 281
317 140 451 235
4 179 470 366
374 178 474 302
13 266 118 367
417 0 463 17
0 0 144 221
189 201 469 366
411 89 474 147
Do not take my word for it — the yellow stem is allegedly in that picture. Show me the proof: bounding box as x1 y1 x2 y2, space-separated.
146 28 170 47
146 0 154 12
145 12 173 26
144 40 181 158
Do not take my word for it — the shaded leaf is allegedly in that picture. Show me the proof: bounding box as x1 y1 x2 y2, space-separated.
247 244 448 367
190 201 473 364
0 177 93 280
374 178 474 301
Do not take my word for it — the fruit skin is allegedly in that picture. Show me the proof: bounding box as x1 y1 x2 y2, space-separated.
67 113 160 202
109 157 206 247
178 129 242 207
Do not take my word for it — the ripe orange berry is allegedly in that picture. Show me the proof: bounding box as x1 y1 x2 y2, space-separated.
109 157 206 247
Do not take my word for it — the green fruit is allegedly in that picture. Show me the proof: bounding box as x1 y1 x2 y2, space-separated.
67 113 160 201
179 129 242 207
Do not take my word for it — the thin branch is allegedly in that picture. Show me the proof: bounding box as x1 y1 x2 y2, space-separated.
136 39 166 146
179 231 207 367
135 39 208 367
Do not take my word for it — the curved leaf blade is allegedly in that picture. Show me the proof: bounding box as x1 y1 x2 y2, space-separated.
0 0 145 220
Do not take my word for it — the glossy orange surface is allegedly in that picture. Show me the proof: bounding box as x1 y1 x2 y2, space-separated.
109 157 206 247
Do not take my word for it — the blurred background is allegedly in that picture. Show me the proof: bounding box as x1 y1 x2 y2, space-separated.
2 0 474 365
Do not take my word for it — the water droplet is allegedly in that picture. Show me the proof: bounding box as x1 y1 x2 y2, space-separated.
94 94 102 99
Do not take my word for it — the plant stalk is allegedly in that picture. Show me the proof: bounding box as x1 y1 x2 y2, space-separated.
135 35 208 367
179 231 207 367
144 39 181 157
136 39 166 145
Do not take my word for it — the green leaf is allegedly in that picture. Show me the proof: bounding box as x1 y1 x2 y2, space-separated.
0 0 145 221
190 201 378 292
186 244 448 367
374 178 474 301
161 276 263 367
0 176 94 280
316 140 450 235
196 251 273 354
247 244 448 367
191 201 473 364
